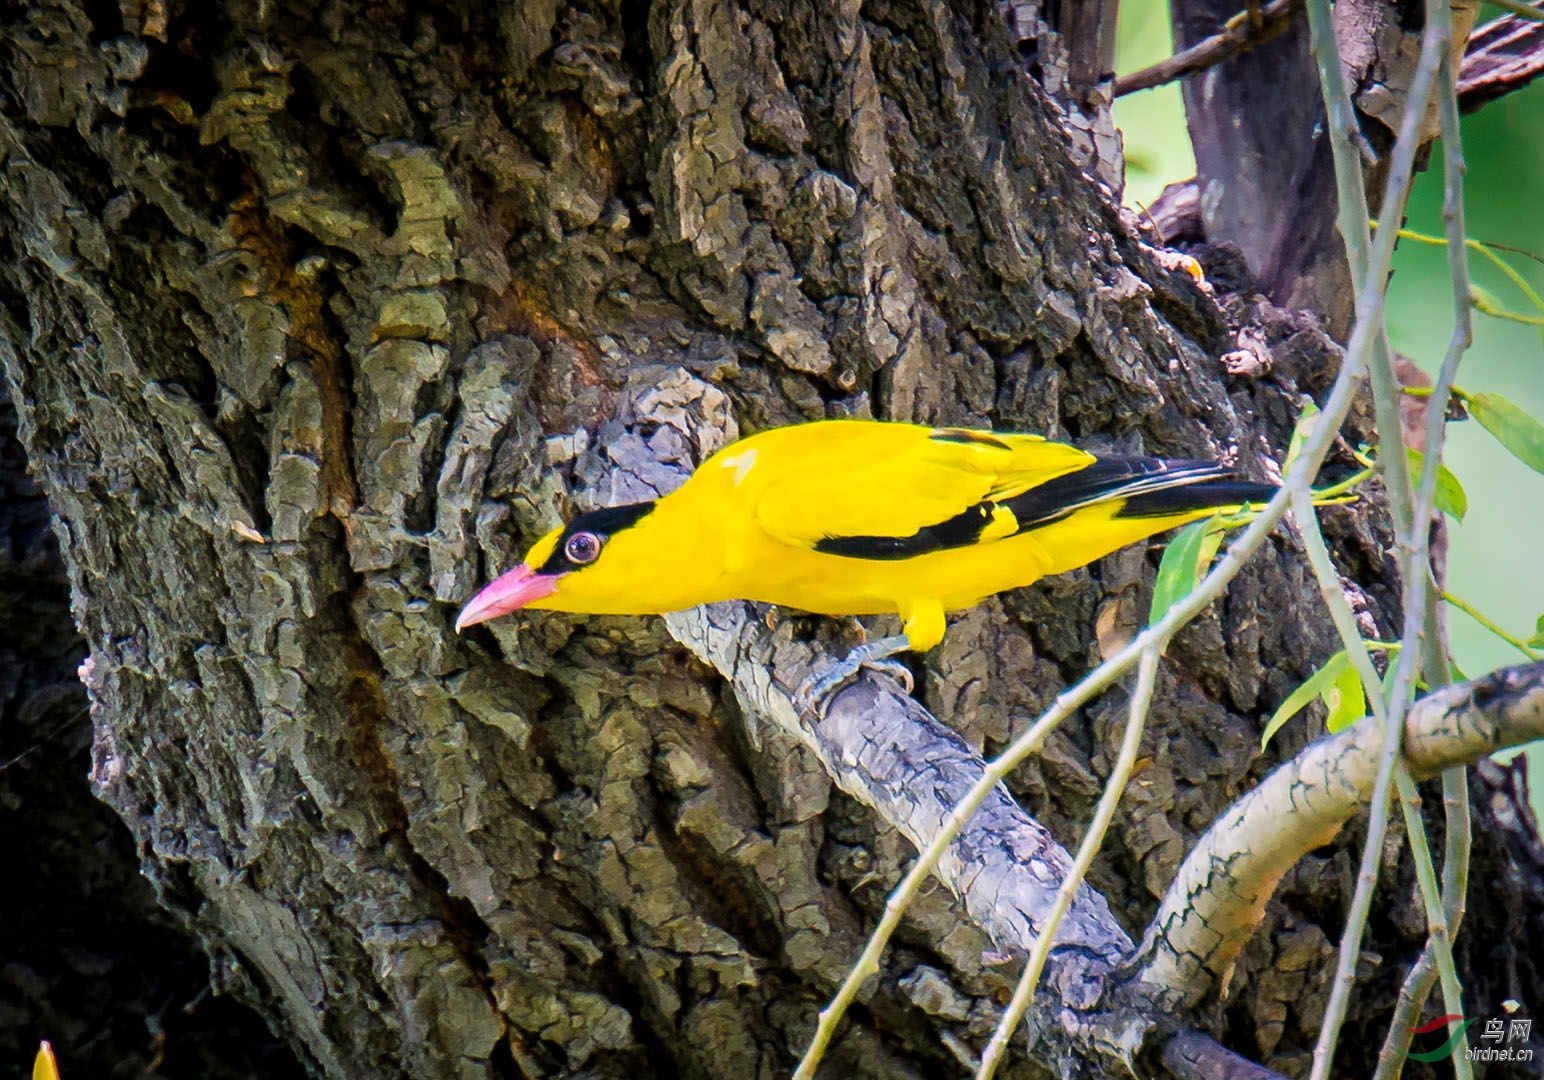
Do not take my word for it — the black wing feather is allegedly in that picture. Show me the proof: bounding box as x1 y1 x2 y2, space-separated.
813 457 1276 560
815 501 995 559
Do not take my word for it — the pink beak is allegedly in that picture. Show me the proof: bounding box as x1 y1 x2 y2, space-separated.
455 564 561 632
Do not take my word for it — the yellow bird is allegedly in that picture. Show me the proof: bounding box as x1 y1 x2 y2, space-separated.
457 420 1272 698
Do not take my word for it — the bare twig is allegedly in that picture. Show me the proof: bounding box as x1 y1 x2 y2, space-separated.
1372 44 1476 1080
1302 0 1473 1065
1374 940 1443 1079
1114 0 1303 96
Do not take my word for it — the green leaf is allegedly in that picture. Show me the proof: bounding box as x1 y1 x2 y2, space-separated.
1283 400 1321 475
1261 649 1354 750
1405 448 1468 521
1468 391 1544 474
1150 518 1221 625
1324 660 1368 733
1528 614 1544 650
1470 282 1508 317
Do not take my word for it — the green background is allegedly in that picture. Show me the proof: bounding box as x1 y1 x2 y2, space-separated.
1115 5 1544 818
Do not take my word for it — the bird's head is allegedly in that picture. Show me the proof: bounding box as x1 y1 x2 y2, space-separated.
454 501 670 631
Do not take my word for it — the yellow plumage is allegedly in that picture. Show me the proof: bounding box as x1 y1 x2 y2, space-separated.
457 420 1273 655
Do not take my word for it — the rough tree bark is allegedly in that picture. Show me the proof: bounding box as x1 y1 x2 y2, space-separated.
0 2 1540 1079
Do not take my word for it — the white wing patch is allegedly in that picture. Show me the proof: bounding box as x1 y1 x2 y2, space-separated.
718 448 759 486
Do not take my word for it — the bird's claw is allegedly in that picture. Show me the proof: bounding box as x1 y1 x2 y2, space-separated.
864 658 914 694
794 635 914 717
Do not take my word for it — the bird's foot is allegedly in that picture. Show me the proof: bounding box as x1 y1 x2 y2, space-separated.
794 635 914 717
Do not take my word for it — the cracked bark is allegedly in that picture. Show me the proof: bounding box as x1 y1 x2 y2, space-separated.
1 2 1541 1079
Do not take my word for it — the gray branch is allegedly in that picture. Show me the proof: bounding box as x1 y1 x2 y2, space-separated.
665 602 1133 991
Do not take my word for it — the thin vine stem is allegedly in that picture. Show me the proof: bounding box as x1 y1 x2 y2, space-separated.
1394 228 1544 319
1303 0 1473 1064
1444 590 1541 660
1483 0 1544 24
974 646 1162 1080
1374 47 1477 1080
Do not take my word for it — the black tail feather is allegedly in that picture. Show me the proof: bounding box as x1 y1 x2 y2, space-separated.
1007 456 1273 530
1119 478 1278 518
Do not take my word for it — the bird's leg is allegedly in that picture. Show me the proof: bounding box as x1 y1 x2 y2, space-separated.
794 634 915 717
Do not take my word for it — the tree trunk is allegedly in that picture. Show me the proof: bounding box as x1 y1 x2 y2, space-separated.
0 2 1539 1078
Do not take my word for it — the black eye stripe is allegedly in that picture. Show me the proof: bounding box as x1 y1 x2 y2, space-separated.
568 502 657 534
534 499 659 574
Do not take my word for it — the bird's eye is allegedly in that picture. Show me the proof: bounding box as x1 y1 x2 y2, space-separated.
564 531 602 565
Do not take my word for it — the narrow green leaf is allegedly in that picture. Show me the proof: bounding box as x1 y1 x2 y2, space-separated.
1405 448 1469 522
1284 400 1321 474
1468 391 1544 474
1324 660 1368 733
1149 519 1215 625
1196 525 1225 575
1528 614 1544 650
1261 650 1353 750
1470 282 1507 316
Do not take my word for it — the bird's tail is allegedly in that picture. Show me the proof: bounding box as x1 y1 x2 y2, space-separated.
1006 457 1276 529
1008 458 1278 581
1118 473 1279 519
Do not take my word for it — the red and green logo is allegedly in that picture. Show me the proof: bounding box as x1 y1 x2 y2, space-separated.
1399 1015 1479 1062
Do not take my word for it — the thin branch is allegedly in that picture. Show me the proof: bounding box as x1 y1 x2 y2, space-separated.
1300 0 1475 1065
1444 590 1541 660
975 646 1161 1080
1139 660 1544 992
1373 44 1477 1080
1485 0 1544 23
1376 74 1474 1080
1114 0 1303 96
1425 15 1476 1016
1374 941 1442 1080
